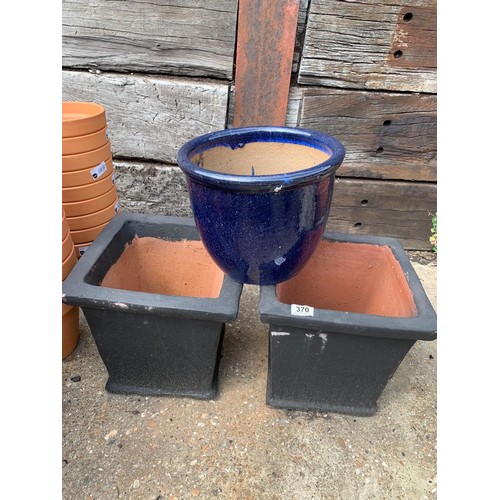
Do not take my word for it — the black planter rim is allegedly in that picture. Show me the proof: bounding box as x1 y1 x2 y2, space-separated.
62 212 243 322
259 231 437 341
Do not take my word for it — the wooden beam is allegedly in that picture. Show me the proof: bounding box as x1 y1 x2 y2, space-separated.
328 178 436 250
62 0 238 79
233 0 301 126
298 0 437 93
298 87 437 181
62 71 230 164
111 161 436 250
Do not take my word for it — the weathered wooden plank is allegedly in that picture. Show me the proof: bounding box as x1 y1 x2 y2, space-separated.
284 86 305 127
62 0 238 79
293 0 312 74
113 160 435 250
298 0 437 93
62 70 229 164
233 0 301 126
328 178 436 250
298 87 436 181
113 161 192 216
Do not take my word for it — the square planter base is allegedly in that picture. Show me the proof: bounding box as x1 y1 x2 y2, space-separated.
62 213 243 400
266 326 415 416
83 307 226 399
260 231 437 416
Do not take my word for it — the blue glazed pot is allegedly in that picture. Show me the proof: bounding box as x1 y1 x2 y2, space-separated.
177 126 345 285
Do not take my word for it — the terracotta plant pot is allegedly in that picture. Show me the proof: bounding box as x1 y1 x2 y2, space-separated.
63 185 118 218
62 306 80 359
62 157 113 188
62 208 76 267
177 126 345 285
62 101 107 138
62 230 75 262
62 173 115 203
66 197 119 231
62 302 74 315
62 141 112 172
62 208 70 240
74 242 92 259
61 213 243 399
62 211 80 359
62 249 78 281
62 126 108 155
259 231 437 416
69 219 114 245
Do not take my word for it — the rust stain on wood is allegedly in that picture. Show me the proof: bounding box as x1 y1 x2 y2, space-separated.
388 6 437 69
233 0 301 127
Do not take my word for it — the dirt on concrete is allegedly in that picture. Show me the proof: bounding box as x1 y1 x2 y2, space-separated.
62 258 437 500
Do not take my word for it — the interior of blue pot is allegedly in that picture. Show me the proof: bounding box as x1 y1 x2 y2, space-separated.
183 127 345 176
192 141 331 176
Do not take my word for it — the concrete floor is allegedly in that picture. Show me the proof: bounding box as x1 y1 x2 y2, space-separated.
62 258 437 500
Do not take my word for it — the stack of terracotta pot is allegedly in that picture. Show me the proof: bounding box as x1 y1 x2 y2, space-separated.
62 101 120 258
62 209 80 359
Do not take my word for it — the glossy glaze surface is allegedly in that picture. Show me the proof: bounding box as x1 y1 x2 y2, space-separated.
177 126 345 284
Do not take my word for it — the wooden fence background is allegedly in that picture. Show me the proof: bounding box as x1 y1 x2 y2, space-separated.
62 0 436 250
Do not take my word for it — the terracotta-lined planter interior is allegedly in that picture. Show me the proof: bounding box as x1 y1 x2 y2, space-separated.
276 241 418 318
101 236 224 299
193 142 330 176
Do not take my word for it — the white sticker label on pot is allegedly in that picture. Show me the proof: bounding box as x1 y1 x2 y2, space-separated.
90 161 107 180
291 304 314 317
114 200 120 213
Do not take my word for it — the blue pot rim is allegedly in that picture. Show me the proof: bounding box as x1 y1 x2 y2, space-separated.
177 126 346 191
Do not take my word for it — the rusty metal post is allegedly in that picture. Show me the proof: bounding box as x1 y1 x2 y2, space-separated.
233 0 301 127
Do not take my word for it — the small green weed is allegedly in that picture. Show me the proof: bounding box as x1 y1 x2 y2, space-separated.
429 213 437 253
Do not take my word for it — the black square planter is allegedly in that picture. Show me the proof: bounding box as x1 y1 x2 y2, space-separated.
62 213 243 399
259 232 437 416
